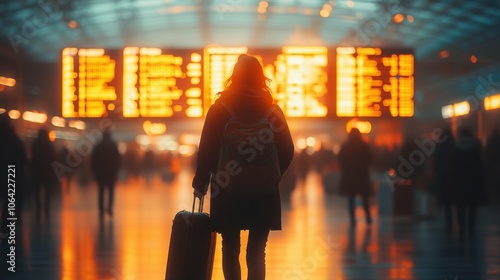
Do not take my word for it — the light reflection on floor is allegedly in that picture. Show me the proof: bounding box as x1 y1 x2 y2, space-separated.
1 170 500 280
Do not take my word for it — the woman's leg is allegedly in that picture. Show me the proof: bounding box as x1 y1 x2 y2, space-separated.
221 229 242 280
246 228 270 280
108 181 115 215
443 201 453 232
98 182 105 217
43 183 51 217
348 195 356 226
33 180 42 217
467 204 477 235
456 203 466 236
361 194 372 224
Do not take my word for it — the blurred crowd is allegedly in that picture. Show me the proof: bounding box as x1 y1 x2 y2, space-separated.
2 107 500 234
0 114 189 223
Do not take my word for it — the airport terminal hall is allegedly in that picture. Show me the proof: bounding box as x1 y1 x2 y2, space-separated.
2 0 500 279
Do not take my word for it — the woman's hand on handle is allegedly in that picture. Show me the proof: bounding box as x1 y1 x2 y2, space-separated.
194 188 205 199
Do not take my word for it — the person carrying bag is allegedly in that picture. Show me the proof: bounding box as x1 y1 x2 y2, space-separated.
193 54 294 280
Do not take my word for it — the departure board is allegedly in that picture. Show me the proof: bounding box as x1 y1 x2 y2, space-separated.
203 46 247 111
61 46 414 119
123 47 203 118
336 47 414 117
204 46 329 117
62 48 118 118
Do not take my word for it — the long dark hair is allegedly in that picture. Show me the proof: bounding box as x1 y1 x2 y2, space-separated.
218 54 273 100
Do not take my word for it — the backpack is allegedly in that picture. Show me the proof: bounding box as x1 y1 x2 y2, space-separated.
214 102 281 197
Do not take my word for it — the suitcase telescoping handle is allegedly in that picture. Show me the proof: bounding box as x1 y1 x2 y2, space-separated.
192 195 204 213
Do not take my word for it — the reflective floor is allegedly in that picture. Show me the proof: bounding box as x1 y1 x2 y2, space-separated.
1 170 500 280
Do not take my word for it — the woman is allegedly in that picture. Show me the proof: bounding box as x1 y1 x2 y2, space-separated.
193 54 294 280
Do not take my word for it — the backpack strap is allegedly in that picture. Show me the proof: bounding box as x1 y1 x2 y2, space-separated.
220 102 238 120
221 102 277 121
263 105 277 120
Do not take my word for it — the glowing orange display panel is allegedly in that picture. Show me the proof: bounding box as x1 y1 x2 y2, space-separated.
62 48 118 118
123 47 203 118
203 46 248 111
61 47 413 119
484 94 500 111
336 47 414 117
204 46 329 117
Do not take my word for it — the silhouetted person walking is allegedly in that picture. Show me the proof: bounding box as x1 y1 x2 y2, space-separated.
193 54 294 280
142 149 155 182
485 128 500 204
432 128 455 232
31 128 56 218
91 129 121 218
58 142 72 192
338 128 373 227
0 113 27 231
451 128 486 236
296 148 310 185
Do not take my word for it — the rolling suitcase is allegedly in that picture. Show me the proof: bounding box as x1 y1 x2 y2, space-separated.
165 196 216 280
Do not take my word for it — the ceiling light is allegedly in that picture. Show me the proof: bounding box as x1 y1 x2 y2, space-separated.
258 1 268 14
393 13 404 23
0 76 16 87
68 20 78 29
22 111 47 123
8 110 21 119
320 9 330 18
439 50 449 59
320 3 332 18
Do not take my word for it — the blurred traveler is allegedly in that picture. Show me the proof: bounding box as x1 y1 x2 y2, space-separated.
432 128 455 232
338 128 373 227
91 129 121 218
124 143 140 179
31 128 56 218
296 148 310 185
0 113 27 227
451 128 486 236
484 128 500 205
193 54 294 280
142 148 156 182
57 142 72 192
312 143 336 173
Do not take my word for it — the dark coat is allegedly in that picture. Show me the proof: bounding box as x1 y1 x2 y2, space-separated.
91 135 121 184
338 136 372 196
193 88 294 232
432 134 455 204
485 130 500 179
31 136 56 184
451 136 486 205
1 127 28 195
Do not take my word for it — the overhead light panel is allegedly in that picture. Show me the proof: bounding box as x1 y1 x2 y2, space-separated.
393 13 404 23
439 50 449 59
484 94 500 111
67 20 78 29
258 1 268 14
0 76 16 87
8 110 21 120
441 101 470 119
320 2 333 18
